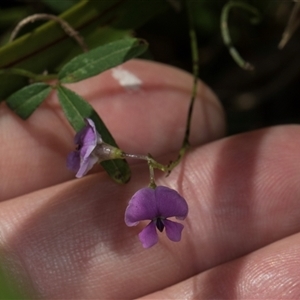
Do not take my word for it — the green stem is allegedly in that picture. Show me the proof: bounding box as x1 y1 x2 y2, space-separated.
0 68 57 82
184 0 199 148
121 148 187 176
221 1 261 71
118 0 200 181
147 158 156 188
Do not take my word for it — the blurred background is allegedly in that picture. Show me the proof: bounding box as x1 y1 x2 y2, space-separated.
0 0 299 135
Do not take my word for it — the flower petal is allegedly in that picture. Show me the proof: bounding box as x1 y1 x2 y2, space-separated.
124 187 158 226
67 151 80 172
138 221 158 248
164 219 184 242
75 154 98 178
71 118 101 178
80 123 98 158
155 186 188 219
85 118 103 142
74 122 92 146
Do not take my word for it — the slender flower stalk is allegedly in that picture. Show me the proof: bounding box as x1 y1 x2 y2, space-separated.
0 68 57 82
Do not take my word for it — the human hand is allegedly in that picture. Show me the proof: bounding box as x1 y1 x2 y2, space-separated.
0 59 299 299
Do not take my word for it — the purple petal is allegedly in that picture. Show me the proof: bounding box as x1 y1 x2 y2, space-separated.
164 219 184 242
155 186 188 219
138 221 158 248
124 188 158 226
70 118 101 178
74 119 96 142
75 154 98 178
79 126 97 158
85 118 103 144
74 123 93 146
67 151 80 172
85 118 96 129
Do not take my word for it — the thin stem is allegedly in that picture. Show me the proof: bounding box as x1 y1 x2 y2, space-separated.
121 153 149 161
166 145 188 173
121 150 186 175
279 0 300 49
147 159 156 188
116 0 200 179
9 13 88 52
121 152 166 171
221 1 261 71
0 68 57 82
184 0 199 148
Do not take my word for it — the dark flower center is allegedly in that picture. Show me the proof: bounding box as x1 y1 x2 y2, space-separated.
156 218 165 232
75 143 82 151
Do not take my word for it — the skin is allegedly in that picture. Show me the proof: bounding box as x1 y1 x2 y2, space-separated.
0 59 299 299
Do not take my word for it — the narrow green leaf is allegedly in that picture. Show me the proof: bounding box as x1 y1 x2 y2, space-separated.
6 83 51 119
58 38 148 83
57 85 131 184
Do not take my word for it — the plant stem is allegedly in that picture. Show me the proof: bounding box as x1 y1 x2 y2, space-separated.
147 159 156 188
184 0 199 148
119 0 200 180
0 68 57 82
278 0 300 49
221 1 260 71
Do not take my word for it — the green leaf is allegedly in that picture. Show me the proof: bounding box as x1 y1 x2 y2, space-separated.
58 38 148 83
6 83 51 119
57 85 131 184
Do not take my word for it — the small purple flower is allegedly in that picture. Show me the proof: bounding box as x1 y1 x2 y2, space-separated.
125 186 188 248
67 118 122 178
67 118 100 178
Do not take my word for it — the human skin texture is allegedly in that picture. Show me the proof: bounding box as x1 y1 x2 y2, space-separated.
1 59 300 299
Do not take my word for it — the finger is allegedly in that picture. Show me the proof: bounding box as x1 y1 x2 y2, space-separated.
173 125 300 271
1 125 300 299
140 233 300 299
0 59 225 201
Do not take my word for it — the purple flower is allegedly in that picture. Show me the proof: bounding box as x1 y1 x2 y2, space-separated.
67 118 100 178
67 118 122 178
125 186 188 248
